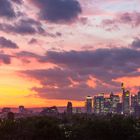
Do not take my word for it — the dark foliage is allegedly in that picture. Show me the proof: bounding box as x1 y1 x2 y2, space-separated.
0 115 140 140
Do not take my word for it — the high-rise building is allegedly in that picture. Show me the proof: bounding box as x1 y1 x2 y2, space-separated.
104 97 111 114
131 95 137 114
94 93 104 114
67 102 73 115
122 83 130 114
104 98 111 114
121 83 130 115
137 91 140 105
123 90 130 114
110 93 120 113
85 96 92 114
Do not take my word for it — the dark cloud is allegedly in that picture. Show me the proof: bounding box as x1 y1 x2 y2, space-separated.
0 18 45 35
0 0 16 18
42 48 140 82
0 37 19 49
131 38 140 49
31 0 82 23
20 47 140 100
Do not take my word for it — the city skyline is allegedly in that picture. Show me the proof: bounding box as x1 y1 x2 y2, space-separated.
0 0 140 107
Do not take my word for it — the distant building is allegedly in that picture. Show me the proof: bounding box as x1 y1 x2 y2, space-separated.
67 102 73 115
123 90 130 114
19 106 25 113
104 97 111 114
41 106 58 115
134 105 140 117
85 96 93 114
122 83 130 114
137 91 140 105
94 93 104 114
2 107 11 113
116 103 123 114
72 107 82 114
110 93 120 113
75 107 82 114
131 95 137 114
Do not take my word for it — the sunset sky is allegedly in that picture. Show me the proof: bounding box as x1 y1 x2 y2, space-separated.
0 0 140 107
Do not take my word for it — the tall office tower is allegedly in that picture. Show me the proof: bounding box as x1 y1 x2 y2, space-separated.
94 93 104 114
85 96 93 114
104 97 111 114
67 102 73 115
122 83 130 114
131 95 137 114
110 93 120 113
137 91 140 105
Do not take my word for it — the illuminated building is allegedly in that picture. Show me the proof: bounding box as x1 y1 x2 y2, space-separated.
75 107 82 114
85 96 93 114
110 93 120 113
137 91 140 105
131 95 137 114
104 98 111 114
94 93 104 114
73 107 82 114
67 102 73 115
122 83 130 114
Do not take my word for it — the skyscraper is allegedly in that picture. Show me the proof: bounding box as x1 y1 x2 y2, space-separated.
104 97 111 114
85 96 92 114
110 93 120 113
122 83 130 114
94 93 104 114
137 91 140 105
131 94 137 114
67 102 73 115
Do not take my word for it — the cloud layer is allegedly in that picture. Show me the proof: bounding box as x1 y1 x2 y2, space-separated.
21 44 140 100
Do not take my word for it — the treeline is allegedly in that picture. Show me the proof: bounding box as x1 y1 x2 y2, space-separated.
0 114 140 140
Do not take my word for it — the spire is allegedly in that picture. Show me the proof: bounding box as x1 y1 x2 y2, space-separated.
121 83 124 89
121 82 125 94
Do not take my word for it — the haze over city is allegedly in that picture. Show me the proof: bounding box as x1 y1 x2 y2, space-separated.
0 0 140 108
